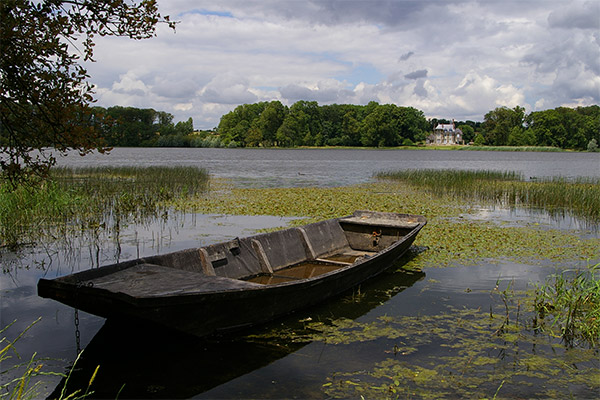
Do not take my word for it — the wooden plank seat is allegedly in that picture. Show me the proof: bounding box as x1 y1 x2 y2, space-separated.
318 250 377 264
340 217 420 229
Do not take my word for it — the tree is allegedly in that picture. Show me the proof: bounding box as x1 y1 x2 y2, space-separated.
396 106 429 143
482 106 526 146
276 107 308 147
291 100 322 145
103 106 160 146
526 107 593 149
457 124 475 143
256 101 286 146
360 104 402 147
175 117 194 136
507 125 535 146
218 102 267 146
340 108 361 146
0 0 174 187
473 133 486 146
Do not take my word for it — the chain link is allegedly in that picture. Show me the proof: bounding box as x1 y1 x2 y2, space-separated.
74 309 81 355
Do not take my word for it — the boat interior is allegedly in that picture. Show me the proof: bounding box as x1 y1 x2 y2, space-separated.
130 212 420 286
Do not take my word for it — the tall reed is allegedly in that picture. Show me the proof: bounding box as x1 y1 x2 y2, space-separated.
534 263 600 347
0 166 209 249
376 169 600 223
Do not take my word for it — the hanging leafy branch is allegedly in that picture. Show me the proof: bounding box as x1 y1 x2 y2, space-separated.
0 0 175 188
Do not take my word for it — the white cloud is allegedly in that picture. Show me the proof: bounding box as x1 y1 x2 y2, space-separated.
280 79 354 103
199 73 258 104
111 71 149 97
174 103 193 112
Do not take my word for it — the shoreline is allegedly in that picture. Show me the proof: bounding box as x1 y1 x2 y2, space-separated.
101 144 573 152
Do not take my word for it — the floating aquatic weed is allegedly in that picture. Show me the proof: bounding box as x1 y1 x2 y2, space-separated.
240 276 598 399
319 296 599 399
416 217 599 268
180 181 599 269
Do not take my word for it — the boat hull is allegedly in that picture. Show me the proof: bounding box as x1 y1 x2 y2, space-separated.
38 211 426 337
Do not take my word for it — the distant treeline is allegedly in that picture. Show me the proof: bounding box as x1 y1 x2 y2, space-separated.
479 105 599 150
216 101 599 151
89 103 600 151
88 106 215 147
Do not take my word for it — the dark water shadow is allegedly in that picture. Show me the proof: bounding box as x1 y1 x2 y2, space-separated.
48 249 426 399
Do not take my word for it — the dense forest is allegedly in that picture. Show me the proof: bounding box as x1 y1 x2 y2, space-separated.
217 101 431 148
87 103 599 151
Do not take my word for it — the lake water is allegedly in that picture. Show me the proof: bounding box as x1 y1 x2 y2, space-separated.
2 148 599 399
55 147 600 187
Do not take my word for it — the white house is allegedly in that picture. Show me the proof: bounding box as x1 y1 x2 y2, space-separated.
427 121 463 145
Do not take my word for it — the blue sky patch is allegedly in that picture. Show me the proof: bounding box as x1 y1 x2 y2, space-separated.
335 64 384 86
185 9 234 18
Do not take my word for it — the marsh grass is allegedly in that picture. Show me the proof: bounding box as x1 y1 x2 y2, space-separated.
534 263 600 347
0 166 208 249
376 169 600 223
1 319 97 400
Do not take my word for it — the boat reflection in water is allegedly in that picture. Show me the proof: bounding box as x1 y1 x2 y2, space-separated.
49 255 425 399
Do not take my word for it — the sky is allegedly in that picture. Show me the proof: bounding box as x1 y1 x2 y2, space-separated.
83 0 600 129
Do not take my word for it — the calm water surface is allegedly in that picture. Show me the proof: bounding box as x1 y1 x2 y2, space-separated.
55 147 600 187
2 148 599 398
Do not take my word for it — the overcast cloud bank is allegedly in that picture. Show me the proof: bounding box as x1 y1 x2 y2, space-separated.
85 0 600 128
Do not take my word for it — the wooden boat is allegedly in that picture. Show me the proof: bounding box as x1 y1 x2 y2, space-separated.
38 210 426 337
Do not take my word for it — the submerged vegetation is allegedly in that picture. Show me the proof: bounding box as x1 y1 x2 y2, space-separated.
376 169 600 223
0 166 208 249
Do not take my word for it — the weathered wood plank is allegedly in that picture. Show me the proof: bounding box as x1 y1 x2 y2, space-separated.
88 264 261 298
340 216 420 229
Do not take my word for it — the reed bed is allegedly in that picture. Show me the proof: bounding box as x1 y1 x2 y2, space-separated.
376 169 600 223
0 166 208 249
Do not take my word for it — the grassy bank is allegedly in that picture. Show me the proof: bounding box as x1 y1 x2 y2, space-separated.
294 145 567 152
0 166 208 249
376 169 600 223
456 145 565 152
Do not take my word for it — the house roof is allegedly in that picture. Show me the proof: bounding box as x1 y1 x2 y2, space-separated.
435 123 455 132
